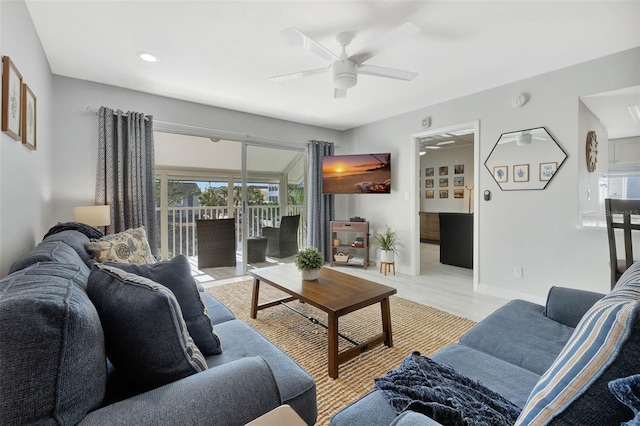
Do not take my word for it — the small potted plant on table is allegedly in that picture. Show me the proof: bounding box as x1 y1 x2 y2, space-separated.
295 246 325 280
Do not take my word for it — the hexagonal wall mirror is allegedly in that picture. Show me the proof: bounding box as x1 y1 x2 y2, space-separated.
485 127 567 191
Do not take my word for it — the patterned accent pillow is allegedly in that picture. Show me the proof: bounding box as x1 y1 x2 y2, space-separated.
106 255 222 355
85 227 155 263
87 263 207 392
515 270 640 425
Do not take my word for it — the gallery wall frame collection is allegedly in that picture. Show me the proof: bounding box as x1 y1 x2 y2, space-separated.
2 56 37 150
423 163 466 199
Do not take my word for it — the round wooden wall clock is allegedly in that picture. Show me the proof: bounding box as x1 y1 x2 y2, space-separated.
586 131 598 172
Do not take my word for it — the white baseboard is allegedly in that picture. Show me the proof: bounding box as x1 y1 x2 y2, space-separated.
478 283 546 306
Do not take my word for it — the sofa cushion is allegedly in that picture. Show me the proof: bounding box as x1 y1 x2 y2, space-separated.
544 286 604 328
208 319 317 425
106 255 222 355
88 264 207 392
515 269 640 425
432 344 540 408
42 229 93 263
459 299 574 375
0 262 106 425
9 238 90 281
201 290 236 324
85 227 156 263
608 374 640 425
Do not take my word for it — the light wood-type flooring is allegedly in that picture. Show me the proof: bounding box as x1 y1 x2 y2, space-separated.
196 242 508 323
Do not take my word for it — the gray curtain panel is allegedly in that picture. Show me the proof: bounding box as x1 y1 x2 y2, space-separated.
96 106 158 255
306 140 334 261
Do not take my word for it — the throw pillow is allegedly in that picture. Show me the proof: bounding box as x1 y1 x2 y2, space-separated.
85 227 155 263
515 275 640 425
87 263 207 392
106 255 222 355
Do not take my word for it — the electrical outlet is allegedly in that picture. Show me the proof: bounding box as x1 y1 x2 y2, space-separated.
514 266 523 278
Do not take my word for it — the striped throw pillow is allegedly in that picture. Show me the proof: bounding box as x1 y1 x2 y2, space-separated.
516 268 640 425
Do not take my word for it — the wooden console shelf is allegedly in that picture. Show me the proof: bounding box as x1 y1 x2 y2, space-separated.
330 221 369 269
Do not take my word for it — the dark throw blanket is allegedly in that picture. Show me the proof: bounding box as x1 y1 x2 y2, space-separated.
374 351 521 426
43 222 104 240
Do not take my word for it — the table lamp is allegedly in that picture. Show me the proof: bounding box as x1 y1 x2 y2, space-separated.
73 205 111 228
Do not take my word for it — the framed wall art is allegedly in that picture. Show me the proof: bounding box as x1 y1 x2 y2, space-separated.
539 162 558 181
439 166 448 175
425 179 434 188
2 56 23 140
439 178 448 187
454 189 464 198
454 177 464 186
454 164 464 174
425 167 434 177
22 84 36 150
493 166 508 183
514 164 529 182
425 190 434 199
439 190 448 198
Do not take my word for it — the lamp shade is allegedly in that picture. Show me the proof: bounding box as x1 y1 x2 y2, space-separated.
73 205 111 227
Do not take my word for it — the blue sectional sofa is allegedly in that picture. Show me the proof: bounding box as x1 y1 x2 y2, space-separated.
331 265 640 425
0 230 317 425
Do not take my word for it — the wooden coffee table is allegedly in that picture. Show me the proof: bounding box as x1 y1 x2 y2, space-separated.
249 264 397 378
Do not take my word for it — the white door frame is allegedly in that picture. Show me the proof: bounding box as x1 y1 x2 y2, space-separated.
409 120 480 291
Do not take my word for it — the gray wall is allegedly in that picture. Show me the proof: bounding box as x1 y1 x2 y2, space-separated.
342 47 640 302
0 0 54 277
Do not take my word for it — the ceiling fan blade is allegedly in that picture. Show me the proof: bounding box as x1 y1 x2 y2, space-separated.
358 64 417 81
349 22 420 65
334 88 347 99
269 67 329 83
281 27 340 63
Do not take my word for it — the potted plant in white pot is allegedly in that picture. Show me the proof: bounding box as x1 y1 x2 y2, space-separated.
372 225 402 263
295 246 325 280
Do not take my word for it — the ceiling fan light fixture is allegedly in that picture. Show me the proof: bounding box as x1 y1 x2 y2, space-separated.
517 132 532 146
331 60 357 90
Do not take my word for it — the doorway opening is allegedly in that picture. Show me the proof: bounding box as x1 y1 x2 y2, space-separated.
411 121 480 291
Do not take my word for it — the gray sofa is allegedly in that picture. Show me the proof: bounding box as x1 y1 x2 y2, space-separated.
331 265 640 425
0 229 316 425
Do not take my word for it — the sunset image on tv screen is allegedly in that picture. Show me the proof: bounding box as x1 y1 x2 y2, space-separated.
322 153 391 194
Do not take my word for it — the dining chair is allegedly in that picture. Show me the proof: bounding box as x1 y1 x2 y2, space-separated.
605 198 640 289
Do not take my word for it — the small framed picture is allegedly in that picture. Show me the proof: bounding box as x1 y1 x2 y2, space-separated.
439 190 448 198
425 179 434 188
425 167 434 177
439 166 448 176
454 164 464 174
513 164 529 182
454 189 464 198
493 166 508 183
539 162 558 181
439 178 448 187
21 84 36 150
454 177 464 187
2 56 23 141
425 190 434 199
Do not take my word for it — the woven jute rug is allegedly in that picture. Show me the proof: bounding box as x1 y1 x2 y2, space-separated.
206 279 476 426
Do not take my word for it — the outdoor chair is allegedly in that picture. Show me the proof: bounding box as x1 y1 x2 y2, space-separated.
605 198 640 289
262 214 300 258
196 218 236 269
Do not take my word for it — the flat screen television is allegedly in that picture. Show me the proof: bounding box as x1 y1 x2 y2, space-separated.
322 153 391 194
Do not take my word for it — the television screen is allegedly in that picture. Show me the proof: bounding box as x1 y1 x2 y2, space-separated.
322 153 391 194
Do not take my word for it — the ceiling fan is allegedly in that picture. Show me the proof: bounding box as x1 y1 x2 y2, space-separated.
270 23 420 98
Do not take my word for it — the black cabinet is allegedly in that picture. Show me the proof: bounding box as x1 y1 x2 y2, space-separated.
439 213 473 269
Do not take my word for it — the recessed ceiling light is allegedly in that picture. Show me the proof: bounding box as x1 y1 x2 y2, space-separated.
437 140 456 146
424 146 441 150
137 51 159 63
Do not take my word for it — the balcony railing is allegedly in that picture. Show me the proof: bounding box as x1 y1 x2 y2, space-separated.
157 204 304 260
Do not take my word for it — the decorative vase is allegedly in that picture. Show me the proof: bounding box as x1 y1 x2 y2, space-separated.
301 269 320 280
380 250 395 263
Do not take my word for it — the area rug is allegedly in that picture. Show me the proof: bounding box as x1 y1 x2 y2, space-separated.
205 280 476 426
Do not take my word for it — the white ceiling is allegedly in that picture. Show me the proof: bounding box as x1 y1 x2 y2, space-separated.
25 1 640 131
